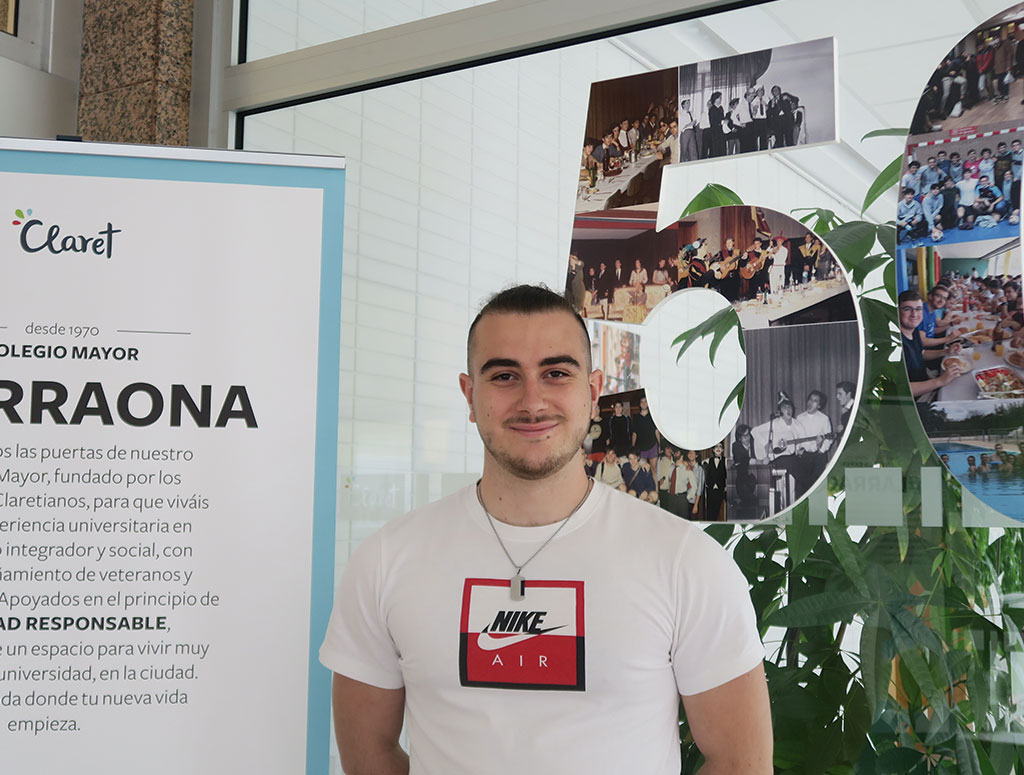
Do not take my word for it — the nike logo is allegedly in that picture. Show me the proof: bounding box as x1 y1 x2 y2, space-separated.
476 624 566 651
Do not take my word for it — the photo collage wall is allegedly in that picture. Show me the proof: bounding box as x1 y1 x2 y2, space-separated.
567 38 856 522
898 4 1024 523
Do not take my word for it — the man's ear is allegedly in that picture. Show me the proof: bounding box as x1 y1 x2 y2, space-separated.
459 373 476 423
589 369 603 407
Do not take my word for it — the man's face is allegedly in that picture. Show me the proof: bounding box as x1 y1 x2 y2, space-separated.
968 456 976 465
460 310 601 481
1014 141 1021 153
640 397 648 411
928 158 937 169
951 153 961 164
772 86 781 98
930 289 949 309
605 450 617 465
781 402 793 419
686 449 697 464
836 386 852 406
613 402 623 416
726 237 735 249
806 394 821 413
669 121 678 137
600 262 607 272
628 453 639 468
681 100 690 111
899 299 924 330
980 176 990 186
615 259 622 270
713 443 724 457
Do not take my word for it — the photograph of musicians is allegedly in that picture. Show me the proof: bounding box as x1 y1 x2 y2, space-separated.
797 232 819 283
622 451 658 502
607 400 632 455
718 236 741 299
684 448 705 519
749 237 771 297
794 391 832 493
631 396 660 460
703 442 728 521
594 448 627 491
769 235 787 294
321 284 771 774
764 397 803 477
898 289 963 399
835 381 855 435
732 425 759 508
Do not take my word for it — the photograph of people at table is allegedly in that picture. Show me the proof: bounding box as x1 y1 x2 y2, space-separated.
577 69 679 214
896 238 1022 402
726 323 860 521
897 130 1023 250
678 37 836 160
909 4 1024 139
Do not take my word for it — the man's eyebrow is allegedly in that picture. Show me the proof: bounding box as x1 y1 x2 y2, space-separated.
540 355 582 369
479 358 521 373
478 355 582 372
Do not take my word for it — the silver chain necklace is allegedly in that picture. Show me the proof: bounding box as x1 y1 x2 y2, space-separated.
476 477 594 601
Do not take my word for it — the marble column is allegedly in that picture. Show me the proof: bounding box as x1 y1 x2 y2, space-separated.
78 0 193 145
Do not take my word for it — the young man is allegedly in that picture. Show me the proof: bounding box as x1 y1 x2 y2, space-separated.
899 289 964 399
320 285 771 774
836 381 855 435
897 188 926 242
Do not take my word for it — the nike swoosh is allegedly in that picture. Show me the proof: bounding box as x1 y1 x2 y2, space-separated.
476 625 566 651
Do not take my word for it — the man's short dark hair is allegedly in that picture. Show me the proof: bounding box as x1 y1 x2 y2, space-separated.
836 380 855 395
808 390 827 410
467 284 590 369
898 289 922 304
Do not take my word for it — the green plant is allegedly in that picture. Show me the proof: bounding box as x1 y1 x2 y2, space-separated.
674 141 1024 774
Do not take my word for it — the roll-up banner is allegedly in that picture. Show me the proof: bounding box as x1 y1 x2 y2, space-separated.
0 138 344 774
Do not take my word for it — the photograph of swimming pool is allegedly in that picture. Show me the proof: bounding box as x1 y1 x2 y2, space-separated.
934 440 1024 521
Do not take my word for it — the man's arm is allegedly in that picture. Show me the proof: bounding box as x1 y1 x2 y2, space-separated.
682 663 772 775
332 673 409 775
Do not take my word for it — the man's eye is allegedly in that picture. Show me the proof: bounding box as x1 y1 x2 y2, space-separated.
547 370 570 378
491 373 516 382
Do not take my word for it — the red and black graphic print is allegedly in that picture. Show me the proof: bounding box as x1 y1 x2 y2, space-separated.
459 578 585 691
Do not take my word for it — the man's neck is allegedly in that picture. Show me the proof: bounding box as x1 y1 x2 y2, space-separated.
478 457 591 527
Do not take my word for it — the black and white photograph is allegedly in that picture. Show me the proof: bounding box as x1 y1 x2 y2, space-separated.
678 37 837 161
727 322 861 521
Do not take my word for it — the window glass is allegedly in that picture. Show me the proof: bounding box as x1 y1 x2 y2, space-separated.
244 0 498 61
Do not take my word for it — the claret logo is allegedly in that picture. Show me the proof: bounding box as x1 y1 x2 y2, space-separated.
11 208 121 259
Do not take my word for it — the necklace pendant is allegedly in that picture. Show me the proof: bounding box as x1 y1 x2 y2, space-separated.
510 573 525 601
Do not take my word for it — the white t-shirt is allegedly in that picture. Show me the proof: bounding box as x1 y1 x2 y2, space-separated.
320 483 764 775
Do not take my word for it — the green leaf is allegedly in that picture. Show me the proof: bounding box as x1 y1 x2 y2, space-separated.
862 155 903 214
672 305 738 363
860 607 892 723
825 521 869 596
718 377 745 423
883 261 897 304
956 726 983 775
14 208 24 219
702 522 736 547
875 224 896 256
890 615 949 725
678 184 744 218
787 500 819 568
766 587 871 627
708 306 742 364
824 221 877 267
862 128 910 140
